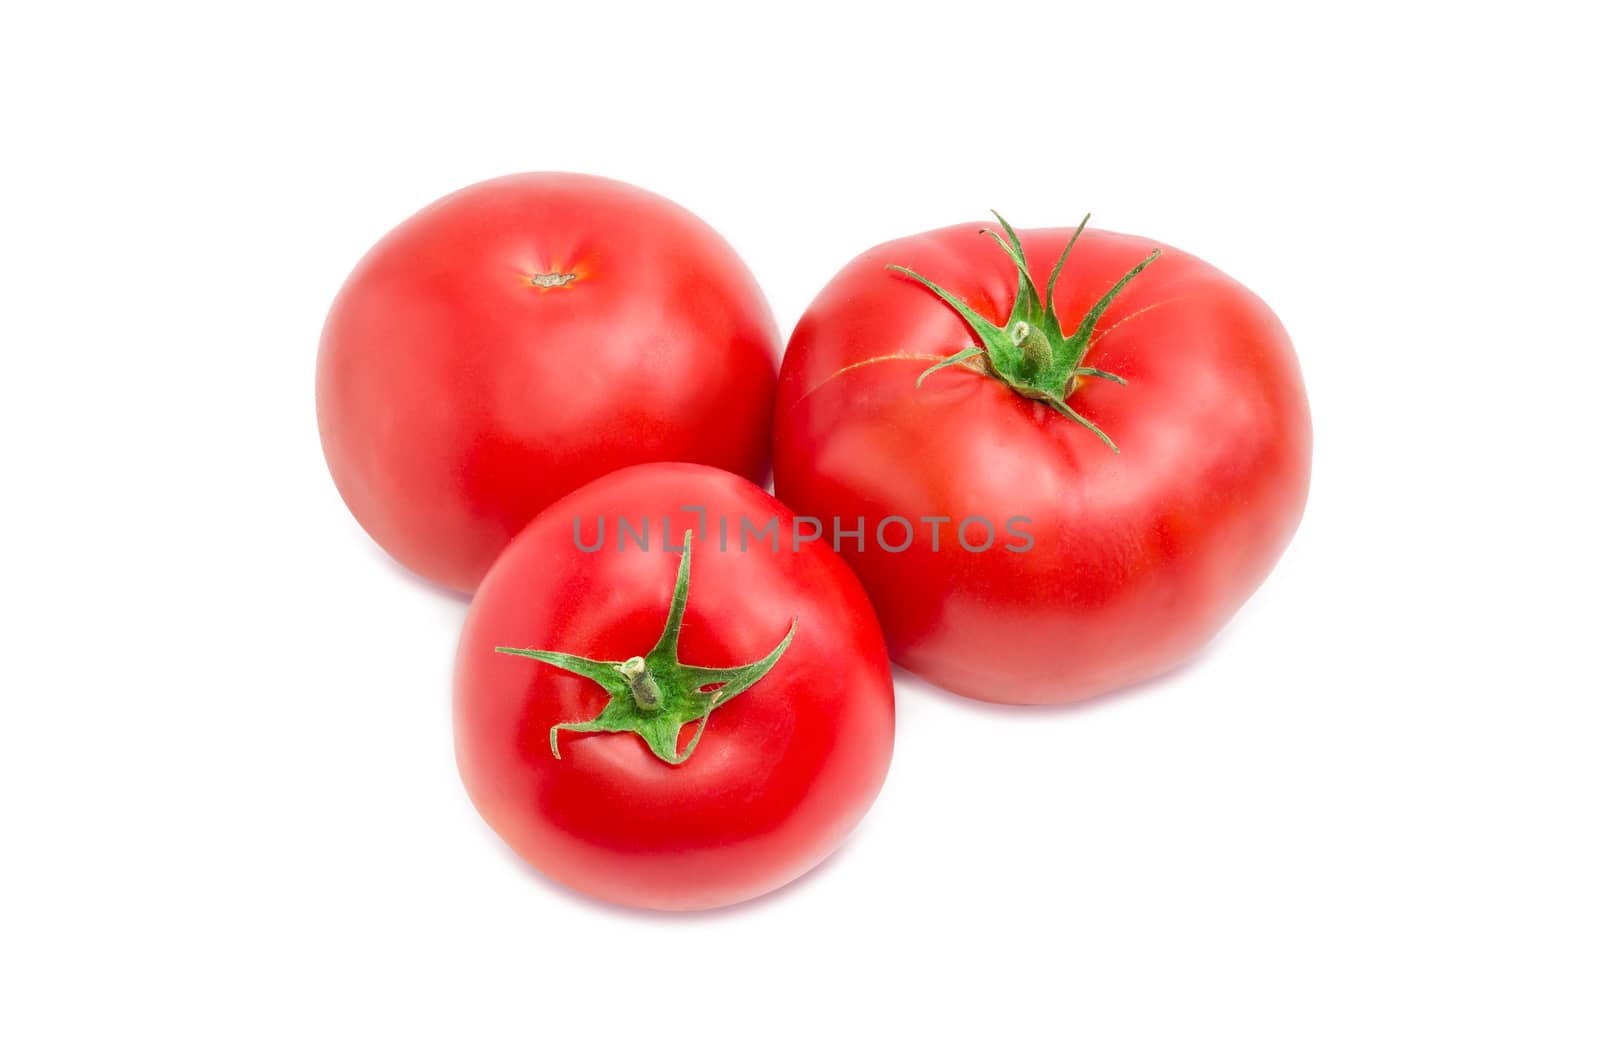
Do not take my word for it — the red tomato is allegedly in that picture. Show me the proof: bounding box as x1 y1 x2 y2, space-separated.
773 216 1311 705
317 173 778 592
454 463 894 910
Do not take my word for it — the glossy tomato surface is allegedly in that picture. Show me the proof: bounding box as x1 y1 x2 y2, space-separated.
455 464 894 910
774 222 1311 705
317 173 779 592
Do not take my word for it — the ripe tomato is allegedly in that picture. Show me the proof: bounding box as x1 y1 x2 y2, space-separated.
773 215 1311 705
454 463 894 910
317 173 779 593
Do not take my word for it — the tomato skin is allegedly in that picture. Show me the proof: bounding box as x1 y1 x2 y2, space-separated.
454 464 894 910
773 223 1311 705
317 173 778 593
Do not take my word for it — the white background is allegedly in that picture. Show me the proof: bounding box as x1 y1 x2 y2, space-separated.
3 2 1596 1054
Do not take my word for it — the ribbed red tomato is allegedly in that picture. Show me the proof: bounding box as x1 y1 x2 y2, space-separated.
773 215 1311 705
317 173 778 592
455 464 894 910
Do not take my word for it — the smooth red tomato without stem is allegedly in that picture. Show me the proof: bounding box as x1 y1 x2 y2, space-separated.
773 216 1311 705
317 173 779 593
454 463 894 910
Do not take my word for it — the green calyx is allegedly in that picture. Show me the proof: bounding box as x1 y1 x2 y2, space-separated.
888 212 1161 452
495 531 797 766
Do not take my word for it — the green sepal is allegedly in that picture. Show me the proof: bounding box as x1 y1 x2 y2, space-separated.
1073 366 1128 385
1045 395 1121 454
981 211 1042 325
915 346 988 387
886 264 1012 354
495 532 797 766
1042 213 1092 337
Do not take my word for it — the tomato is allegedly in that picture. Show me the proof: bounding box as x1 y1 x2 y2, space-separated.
454 463 894 910
317 173 779 592
773 215 1311 705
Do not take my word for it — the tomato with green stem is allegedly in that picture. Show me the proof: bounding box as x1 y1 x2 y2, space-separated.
455 464 894 910
773 213 1311 705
